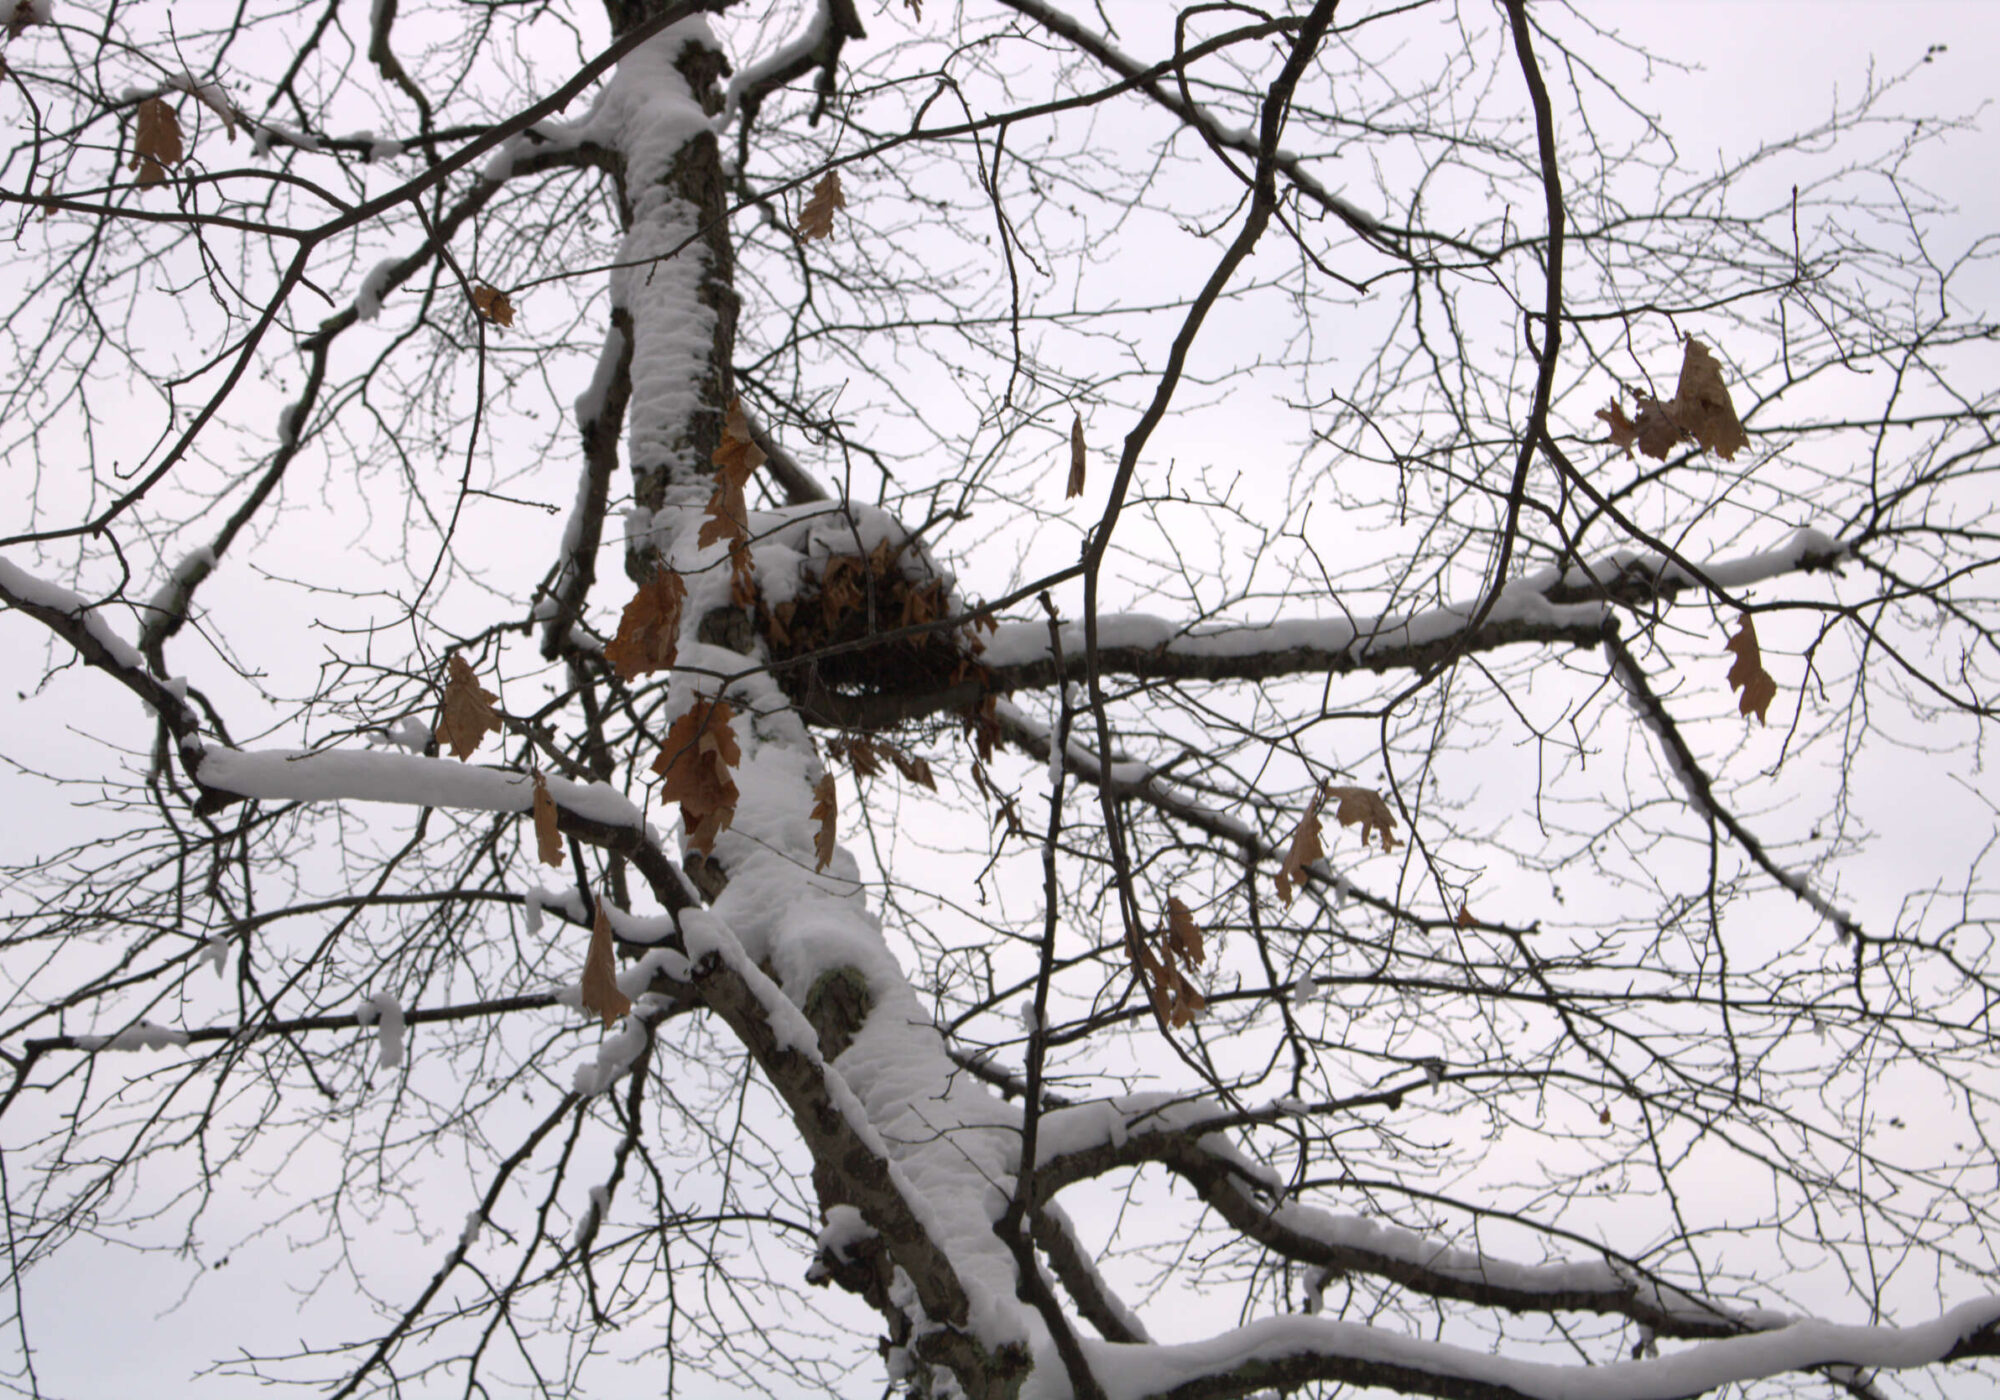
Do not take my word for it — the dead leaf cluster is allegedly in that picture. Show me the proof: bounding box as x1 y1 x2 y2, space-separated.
703 400 764 606
606 568 686 680
1275 782 1398 906
470 284 515 330
760 534 992 703
827 734 936 789
1597 337 1750 462
1135 897 1207 1029
652 695 740 854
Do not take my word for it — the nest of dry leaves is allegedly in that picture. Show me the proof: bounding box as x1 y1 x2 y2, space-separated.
758 536 993 703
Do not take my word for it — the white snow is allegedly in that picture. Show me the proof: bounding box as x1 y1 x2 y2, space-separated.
200 933 230 978
1053 1296 2000 1400
355 258 398 321
197 746 647 831
144 546 217 625
355 991 406 1068
0 555 151 676
74 1020 190 1052
571 1017 648 1096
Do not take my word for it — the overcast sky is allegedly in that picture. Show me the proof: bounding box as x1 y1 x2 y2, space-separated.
5 3 1998 1397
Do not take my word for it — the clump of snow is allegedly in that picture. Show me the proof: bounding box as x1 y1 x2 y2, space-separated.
200 933 230 978
456 1209 484 1256
571 1017 648 1096
75 1020 190 1052
574 1184 611 1248
355 991 405 1068
355 258 398 321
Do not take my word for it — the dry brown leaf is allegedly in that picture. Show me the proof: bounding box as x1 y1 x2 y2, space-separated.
699 400 764 552
1599 1105 1613 1126
811 772 837 872
1328 785 1398 853
605 568 685 680
1066 413 1086 499
1275 788 1326 907
1596 401 1638 457
531 771 564 868
1165 896 1204 968
887 744 936 791
903 0 922 17
1598 337 1749 463
1456 903 1476 929
1671 339 1749 461
470 283 514 329
582 903 632 1028
653 696 741 854
796 170 846 244
1724 615 1778 724
130 98 184 187
832 735 882 779
7 0 49 39
435 654 502 760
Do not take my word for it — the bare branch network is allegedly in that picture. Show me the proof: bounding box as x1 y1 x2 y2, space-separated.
1 2 1996 1398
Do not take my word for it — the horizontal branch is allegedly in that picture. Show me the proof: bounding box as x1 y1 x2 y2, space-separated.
1083 1299 2000 1400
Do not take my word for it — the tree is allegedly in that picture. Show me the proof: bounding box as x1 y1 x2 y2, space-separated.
1 0 1996 1396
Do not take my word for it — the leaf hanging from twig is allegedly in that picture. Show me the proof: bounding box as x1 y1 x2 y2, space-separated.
811 772 837 872
531 771 564 868
470 284 514 329
1724 615 1778 724
1276 788 1326 907
1066 414 1086 499
435 655 502 760
1327 785 1398 853
130 98 183 186
582 903 632 1028
796 170 846 244
605 568 685 680
653 696 741 854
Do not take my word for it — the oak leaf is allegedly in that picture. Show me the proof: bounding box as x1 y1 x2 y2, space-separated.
1595 401 1638 457
1275 788 1326 907
700 400 764 553
470 283 514 329
582 903 632 1028
1671 339 1749 461
1329 785 1398 853
796 170 846 244
605 568 685 680
1165 896 1204 968
811 772 837 872
531 771 564 868
1724 615 1778 724
435 654 502 760
1066 414 1086 499
131 98 183 186
1598 337 1749 462
652 696 740 854
903 0 921 17
887 744 936 791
